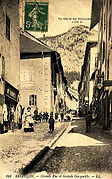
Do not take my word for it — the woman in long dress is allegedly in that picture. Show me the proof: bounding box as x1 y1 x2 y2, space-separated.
24 107 34 132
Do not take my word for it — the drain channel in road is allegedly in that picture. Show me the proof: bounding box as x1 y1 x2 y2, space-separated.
20 121 112 175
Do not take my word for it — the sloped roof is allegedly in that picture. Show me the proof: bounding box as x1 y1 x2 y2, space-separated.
90 0 103 30
20 33 53 53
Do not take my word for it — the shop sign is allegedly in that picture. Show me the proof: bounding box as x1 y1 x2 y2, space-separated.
104 80 112 87
6 88 17 100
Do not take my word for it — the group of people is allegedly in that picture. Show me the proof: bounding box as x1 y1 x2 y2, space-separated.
33 108 49 123
23 107 55 133
0 103 23 134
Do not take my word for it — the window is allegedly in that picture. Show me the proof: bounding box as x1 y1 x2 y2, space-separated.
0 55 5 79
103 41 105 63
6 14 10 41
107 56 109 80
109 15 111 39
104 13 106 31
29 94 37 106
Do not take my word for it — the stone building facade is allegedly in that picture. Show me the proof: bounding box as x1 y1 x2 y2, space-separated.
0 0 20 133
78 42 97 116
20 32 68 116
79 0 112 130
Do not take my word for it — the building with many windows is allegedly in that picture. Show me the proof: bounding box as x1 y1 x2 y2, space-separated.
20 31 68 116
90 0 112 130
78 41 97 116
79 0 112 130
0 0 20 133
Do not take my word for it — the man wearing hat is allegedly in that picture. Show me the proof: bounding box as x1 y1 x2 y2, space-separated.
48 112 55 133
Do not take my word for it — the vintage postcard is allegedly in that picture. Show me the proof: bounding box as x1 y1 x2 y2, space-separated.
0 0 112 179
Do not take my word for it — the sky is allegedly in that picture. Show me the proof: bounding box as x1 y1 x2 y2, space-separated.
25 0 92 38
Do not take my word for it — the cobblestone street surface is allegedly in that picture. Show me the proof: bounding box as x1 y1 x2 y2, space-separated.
37 120 112 178
0 121 68 178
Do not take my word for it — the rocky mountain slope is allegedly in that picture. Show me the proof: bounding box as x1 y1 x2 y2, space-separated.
40 25 97 90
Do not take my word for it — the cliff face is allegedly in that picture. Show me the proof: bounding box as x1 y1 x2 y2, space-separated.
40 25 97 90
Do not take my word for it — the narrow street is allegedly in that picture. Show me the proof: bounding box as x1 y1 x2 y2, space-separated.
0 121 68 177
31 119 112 178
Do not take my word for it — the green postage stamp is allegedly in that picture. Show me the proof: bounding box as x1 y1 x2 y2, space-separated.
24 1 48 32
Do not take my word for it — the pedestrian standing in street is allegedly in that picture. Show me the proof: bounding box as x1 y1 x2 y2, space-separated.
45 112 49 122
38 112 42 123
24 107 34 132
55 112 58 121
10 106 15 132
48 112 55 133
60 111 64 122
3 104 8 132
16 102 22 129
86 111 92 133
33 107 38 121
43 112 46 122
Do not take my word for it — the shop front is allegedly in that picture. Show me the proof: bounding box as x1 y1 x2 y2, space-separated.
0 94 5 133
103 80 112 130
4 81 19 131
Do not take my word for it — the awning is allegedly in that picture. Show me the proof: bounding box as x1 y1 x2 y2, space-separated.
90 0 103 30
